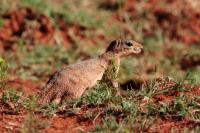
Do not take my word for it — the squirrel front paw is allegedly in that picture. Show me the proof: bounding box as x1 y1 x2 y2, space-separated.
112 80 118 88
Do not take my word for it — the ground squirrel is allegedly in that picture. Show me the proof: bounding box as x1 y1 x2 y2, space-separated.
38 39 143 104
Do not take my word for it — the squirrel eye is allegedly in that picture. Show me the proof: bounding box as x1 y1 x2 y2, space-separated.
126 42 133 46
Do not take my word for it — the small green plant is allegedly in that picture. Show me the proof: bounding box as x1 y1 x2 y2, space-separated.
2 88 23 103
0 57 8 87
145 95 191 118
75 83 112 107
23 95 38 112
183 71 197 85
170 95 189 117
94 117 122 132
121 99 138 115
1 88 23 113
42 103 59 116
140 79 156 98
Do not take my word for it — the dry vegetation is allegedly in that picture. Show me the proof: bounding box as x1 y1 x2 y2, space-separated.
0 0 200 132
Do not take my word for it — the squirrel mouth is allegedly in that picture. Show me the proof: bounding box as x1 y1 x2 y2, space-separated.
139 48 144 54
135 47 144 54
130 47 144 56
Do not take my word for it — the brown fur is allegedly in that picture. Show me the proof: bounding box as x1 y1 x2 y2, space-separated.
38 39 143 104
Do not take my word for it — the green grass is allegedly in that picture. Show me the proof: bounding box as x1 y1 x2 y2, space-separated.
4 44 71 80
1 88 23 103
86 79 199 132
0 57 7 87
73 83 112 107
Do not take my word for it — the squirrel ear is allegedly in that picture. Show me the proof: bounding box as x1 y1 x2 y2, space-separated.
106 40 117 52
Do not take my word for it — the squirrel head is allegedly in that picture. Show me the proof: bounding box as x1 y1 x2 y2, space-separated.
106 39 144 57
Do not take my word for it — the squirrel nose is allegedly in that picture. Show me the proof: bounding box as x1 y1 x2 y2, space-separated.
134 41 144 54
134 41 144 55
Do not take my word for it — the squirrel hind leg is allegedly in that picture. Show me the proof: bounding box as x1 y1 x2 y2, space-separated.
52 97 62 104
51 90 75 104
51 91 65 104
37 87 57 105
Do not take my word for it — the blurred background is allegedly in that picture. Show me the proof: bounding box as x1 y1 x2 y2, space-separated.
0 0 200 86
